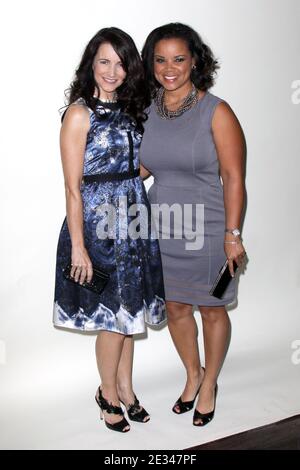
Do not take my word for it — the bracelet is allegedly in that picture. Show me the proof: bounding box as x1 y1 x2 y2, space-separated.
224 240 240 244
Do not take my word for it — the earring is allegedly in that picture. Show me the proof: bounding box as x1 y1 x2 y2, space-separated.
192 65 196 70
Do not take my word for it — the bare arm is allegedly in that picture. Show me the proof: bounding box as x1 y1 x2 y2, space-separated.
140 163 151 180
60 104 93 283
212 102 246 275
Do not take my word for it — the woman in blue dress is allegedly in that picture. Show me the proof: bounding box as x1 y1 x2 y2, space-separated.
52 27 166 433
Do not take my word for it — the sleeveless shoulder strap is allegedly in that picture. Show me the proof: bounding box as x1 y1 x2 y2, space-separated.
60 97 92 122
202 92 226 128
73 97 93 115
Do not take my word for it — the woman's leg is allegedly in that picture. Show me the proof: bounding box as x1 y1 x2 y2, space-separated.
116 335 150 422
117 335 134 396
95 330 130 429
194 305 231 424
167 301 205 412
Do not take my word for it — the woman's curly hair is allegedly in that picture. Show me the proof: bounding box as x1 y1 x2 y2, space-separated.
65 27 150 132
141 23 219 98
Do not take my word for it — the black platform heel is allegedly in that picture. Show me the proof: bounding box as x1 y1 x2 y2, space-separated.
172 367 205 414
193 383 218 427
120 394 150 423
95 387 130 433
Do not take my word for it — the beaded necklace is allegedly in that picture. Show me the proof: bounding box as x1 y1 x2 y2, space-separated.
154 84 199 119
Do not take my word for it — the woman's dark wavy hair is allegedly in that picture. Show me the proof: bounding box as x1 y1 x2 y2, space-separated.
66 27 150 131
142 23 219 98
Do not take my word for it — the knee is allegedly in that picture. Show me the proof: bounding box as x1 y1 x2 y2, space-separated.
199 306 227 323
167 302 193 323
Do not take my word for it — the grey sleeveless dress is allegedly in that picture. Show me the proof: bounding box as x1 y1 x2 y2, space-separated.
139 91 236 306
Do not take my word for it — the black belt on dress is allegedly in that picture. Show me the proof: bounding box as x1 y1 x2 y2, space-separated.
82 168 140 183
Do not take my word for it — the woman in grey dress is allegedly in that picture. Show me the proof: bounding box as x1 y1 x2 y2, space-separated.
140 23 246 426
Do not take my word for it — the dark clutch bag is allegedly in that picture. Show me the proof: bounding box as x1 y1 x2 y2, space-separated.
209 259 238 299
63 262 110 295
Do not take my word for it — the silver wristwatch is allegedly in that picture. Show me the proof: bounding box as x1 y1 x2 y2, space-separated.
225 228 241 237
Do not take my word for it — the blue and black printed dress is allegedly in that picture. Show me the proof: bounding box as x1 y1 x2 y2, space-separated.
53 98 166 334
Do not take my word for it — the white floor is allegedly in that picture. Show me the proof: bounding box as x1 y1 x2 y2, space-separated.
1 339 299 450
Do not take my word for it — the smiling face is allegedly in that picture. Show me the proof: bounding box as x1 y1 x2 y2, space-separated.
92 42 127 98
153 38 195 92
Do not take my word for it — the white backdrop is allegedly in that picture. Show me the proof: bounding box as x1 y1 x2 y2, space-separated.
1 0 300 450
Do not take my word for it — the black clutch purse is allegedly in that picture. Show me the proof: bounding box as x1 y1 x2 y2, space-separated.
63 262 110 295
209 259 238 299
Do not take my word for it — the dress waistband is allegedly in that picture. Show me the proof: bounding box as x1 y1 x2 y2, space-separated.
82 169 140 184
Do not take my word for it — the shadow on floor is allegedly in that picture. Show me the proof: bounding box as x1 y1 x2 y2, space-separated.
186 415 300 450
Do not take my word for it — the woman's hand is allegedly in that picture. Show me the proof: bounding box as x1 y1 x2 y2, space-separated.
224 235 246 277
70 245 93 285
